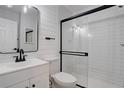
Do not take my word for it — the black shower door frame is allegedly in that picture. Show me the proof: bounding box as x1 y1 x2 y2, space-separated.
60 5 115 72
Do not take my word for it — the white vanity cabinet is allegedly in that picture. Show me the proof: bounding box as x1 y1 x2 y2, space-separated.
10 80 29 88
0 61 49 88
29 73 49 88
10 73 49 88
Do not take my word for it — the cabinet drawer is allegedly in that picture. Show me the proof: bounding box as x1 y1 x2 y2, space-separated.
8 80 29 88
29 73 49 88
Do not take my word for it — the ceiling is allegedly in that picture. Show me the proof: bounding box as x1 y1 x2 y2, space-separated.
63 5 101 14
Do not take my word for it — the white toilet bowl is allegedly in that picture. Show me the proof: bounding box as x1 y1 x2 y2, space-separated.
51 72 77 88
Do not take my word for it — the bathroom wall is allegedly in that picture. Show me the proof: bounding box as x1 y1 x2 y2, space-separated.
0 5 60 74
60 5 124 88
0 7 20 62
35 5 60 74
29 5 59 59
61 16 89 87
0 5 123 88
58 5 73 20
0 8 19 53
0 7 19 22
63 5 100 17
88 6 124 88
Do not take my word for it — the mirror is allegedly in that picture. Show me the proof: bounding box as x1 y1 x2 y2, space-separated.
0 5 39 54
25 28 33 43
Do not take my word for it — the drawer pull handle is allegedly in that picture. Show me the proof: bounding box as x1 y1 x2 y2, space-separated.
32 84 35 88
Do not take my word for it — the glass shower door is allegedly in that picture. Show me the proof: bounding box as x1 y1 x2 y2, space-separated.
61 16 89 87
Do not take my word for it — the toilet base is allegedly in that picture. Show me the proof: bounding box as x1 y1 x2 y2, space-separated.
52 82 76 88
50 72 77 88
51 78 76 88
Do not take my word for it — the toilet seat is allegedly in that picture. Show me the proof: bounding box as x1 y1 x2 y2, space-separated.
53 72 76 87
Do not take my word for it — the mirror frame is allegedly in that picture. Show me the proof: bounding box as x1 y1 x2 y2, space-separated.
0 6 40 54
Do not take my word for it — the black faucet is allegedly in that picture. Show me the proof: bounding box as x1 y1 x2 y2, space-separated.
19 49 24 61
13 48 27 62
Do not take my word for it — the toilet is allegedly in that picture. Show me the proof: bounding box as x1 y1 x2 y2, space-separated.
44 57 77 88
51 72 77 88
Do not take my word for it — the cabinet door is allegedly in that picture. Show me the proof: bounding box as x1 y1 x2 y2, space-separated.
30 73 49 88
9 80 29 88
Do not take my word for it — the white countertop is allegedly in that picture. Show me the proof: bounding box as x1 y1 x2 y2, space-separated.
0 58 49 76
43 57 59 61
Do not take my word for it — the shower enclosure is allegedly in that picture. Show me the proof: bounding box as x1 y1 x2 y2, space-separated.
60 16 89 87
60 5 124 88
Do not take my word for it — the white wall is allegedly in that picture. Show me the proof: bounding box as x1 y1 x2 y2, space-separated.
61 10 89 87
0 5 60 71
63 5 100 17
0 8 19 53
88 6 124 88
35 5 60 74
60 5 124 88
0 7 19 22
58 5 73 20
0 5 123 88
35 5 59 59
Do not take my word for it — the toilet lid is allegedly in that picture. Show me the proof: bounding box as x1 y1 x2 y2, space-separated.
54 72 76 83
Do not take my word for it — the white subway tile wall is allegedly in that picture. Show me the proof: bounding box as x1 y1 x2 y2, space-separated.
0 5 123 88
88 6 124 87
0 6 60 74
61 6 124 88
27 6 60 75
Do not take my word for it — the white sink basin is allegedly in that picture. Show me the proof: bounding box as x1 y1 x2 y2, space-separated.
0 58 48 75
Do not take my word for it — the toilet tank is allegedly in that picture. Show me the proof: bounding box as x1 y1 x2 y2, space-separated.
43 57 60 75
